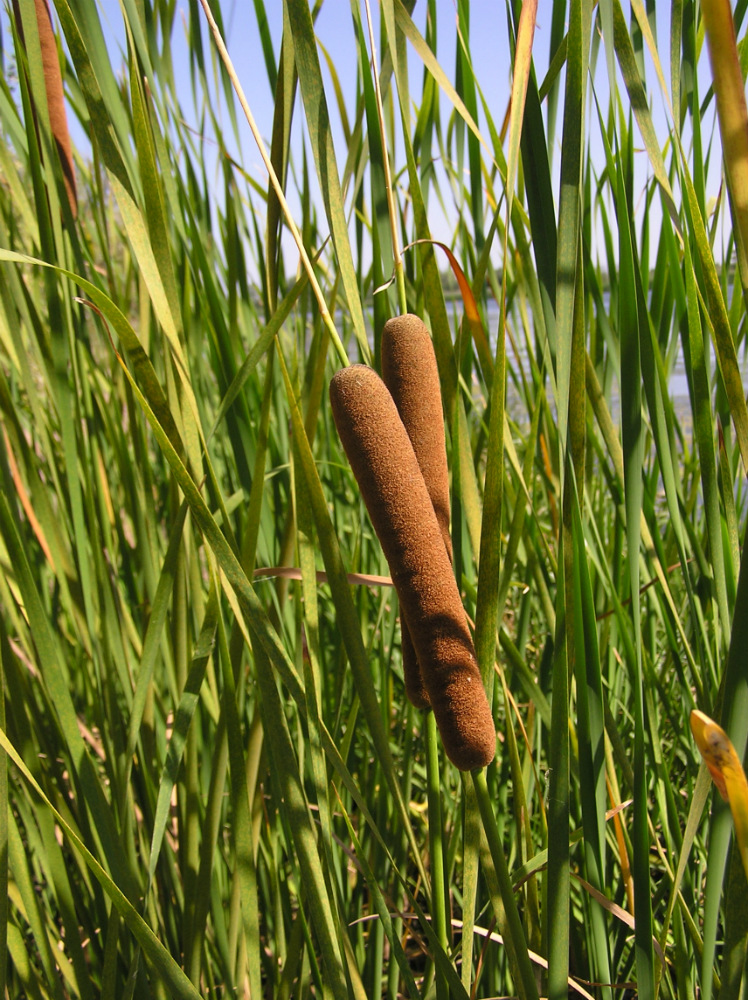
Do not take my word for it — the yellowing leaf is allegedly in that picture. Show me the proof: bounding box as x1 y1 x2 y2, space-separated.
691 709 748 881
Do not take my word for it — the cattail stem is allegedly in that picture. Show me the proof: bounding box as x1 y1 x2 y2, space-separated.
198 0 350 368
471 768 539 1000
395 267 407 318
362 0 406 317
425 710 449 1000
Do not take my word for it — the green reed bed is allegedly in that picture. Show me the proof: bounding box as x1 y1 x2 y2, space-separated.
0 1 747 997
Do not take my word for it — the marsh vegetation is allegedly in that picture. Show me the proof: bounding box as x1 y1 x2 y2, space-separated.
1 1 747 998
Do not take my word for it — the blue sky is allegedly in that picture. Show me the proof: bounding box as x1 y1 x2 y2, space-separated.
48 2 730 272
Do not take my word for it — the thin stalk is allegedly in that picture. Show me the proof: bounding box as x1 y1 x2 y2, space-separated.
471 768 539 1000
425 710 449 1000
363 0 407 315
198 0 350 367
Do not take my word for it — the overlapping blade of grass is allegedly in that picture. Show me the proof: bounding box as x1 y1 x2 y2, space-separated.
473 0 536 696
253 633 350 1000
350 0 398 336
4 225 312 984
545 4 592 997
610 0 680 233
702 525 748 1000
2 0 748 995
0 486 138 891
0 622 7 999
616 124 657 1000
14 0 75 221
275 344 425 879
655 21 748 975
678 150 748 477
702 0 748 280
1 729 203 999
681 240 731 643
212 601 262 999
571 488 613 997
106 278 376 992
284 0 369 361
454 1 483 256
108 309 304 701
63 0 138 170
265 6 297 313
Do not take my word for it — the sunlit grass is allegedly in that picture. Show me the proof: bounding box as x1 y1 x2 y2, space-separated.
0 1 747 998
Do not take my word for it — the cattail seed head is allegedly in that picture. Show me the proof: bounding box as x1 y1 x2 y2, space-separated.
14 0 78 218
381 314 452 711
400 622 430 710
381 314 452 560
330 364 495 771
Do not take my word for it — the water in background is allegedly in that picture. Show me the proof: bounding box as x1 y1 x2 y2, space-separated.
473 294 748 437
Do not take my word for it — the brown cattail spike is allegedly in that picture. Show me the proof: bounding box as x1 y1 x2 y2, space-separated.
381 314 452 559
382 314 452 710
399 611 431 709
330 365 495 771
14 0 78 218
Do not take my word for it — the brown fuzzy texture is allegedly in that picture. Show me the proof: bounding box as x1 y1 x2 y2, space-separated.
399 608 431 709
381 314 452 557
14 0 78 218
330 365 495 771
382 315 452 710
36 0 77 217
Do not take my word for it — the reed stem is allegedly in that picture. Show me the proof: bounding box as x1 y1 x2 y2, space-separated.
425 709 449 1000
472 767 539 1000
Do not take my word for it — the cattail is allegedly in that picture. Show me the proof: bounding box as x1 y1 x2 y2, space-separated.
330 364 495 771
14 0 78 218
396 591 431 710
390 581 430 709
381 314 452 710
381 314 452 556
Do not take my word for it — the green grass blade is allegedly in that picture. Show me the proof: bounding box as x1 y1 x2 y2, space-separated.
2 728 203 999
283 0 368 360
252 640 350 1000
276 342 426 883
616 134 656 1000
